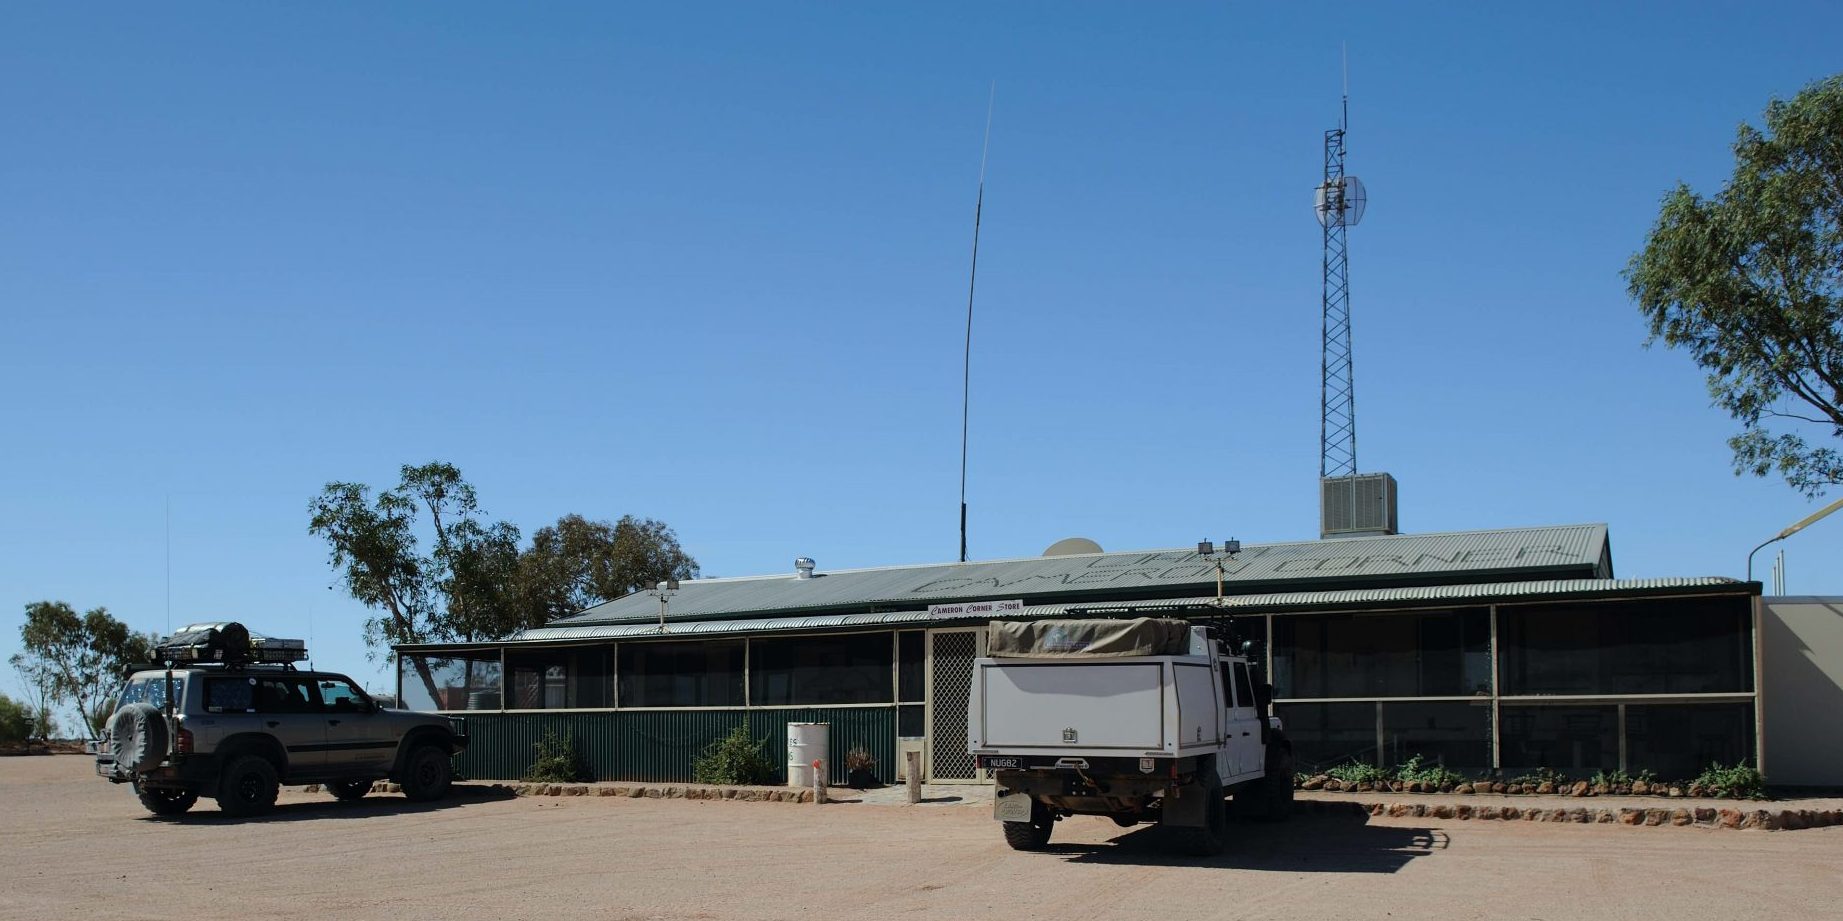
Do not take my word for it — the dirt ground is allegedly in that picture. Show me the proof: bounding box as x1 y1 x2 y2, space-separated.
4 755 1839 921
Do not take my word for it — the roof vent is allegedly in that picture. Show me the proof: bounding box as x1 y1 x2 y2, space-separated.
1042 537 1104 557
794 557 816 579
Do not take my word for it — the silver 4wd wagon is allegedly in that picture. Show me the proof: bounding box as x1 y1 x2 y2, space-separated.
96 622 467 817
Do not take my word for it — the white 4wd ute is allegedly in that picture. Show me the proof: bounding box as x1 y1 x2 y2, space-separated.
96 623 467 817
967 615 1293 854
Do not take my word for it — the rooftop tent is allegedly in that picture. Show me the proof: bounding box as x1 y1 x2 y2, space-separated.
987 618 1193 658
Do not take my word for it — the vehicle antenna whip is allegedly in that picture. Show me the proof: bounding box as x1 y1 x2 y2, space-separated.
960 82 994 565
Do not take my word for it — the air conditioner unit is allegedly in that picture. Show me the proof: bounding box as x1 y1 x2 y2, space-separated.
1321 473 1399 538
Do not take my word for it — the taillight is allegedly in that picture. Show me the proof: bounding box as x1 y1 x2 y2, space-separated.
176 728 194 755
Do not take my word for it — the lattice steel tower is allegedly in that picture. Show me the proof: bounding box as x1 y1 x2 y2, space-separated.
1315 97 1365 481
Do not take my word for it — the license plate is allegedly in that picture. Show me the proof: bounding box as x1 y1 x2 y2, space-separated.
995 791 1034 822
982 756 1022 770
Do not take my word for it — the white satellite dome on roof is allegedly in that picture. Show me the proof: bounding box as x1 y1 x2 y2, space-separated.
1314 175 1367 227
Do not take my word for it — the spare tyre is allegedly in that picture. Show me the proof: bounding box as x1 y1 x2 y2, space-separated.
108 703 170 774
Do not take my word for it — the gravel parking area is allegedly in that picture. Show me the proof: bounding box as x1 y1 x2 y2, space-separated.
4 755 1838 921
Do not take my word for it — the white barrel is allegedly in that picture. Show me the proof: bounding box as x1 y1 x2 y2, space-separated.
786 722 829 788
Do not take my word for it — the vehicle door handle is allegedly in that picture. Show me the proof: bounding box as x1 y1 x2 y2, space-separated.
327 719 342 726
1241 732 1250 736
266 721 280 728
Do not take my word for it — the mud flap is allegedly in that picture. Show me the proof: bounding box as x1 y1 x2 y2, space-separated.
995 791 1034 822
1161 781 1211 827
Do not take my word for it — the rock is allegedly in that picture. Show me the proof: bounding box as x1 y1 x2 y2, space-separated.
1491 782 1507 794
1667 786 1685 798
1455 805 1474 819
1718 809 1744 828
1643 808 1669 826
1432 804 1456 819
1592 783 1609 795
1411 804 1429 818
626 786 645 797
1323 779 1343 792
1740 810 1778 830
1618 808 1645 825
1595 810 1616 823
1571 781 1591 797
563 785 588 796
1631 780 1651 796
1536 782 1555 795
1687 783 1706 798
1779 811 1808 830
1670 809 1693 826
1356 781 1373 792
1302 774 1327 790
303 784 321 793
1693 807 1716 824
1546 808 1569 822
1505 784 1522 795
1454 783 1474 795
1386 803 1411 818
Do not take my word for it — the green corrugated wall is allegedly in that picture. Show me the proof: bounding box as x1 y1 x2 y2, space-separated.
451 708 898 786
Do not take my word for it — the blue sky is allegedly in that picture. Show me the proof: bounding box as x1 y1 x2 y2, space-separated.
4 2 1841 699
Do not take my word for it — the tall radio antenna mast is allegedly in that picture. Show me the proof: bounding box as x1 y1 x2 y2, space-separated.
1317 46 1365 484
959 83 994 564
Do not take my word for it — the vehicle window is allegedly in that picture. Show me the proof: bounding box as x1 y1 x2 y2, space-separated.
206 678 254 712
119 675 183 710
207 676 317 713
1232 662 1256 712
317 678 371 713
1219 663 1237 707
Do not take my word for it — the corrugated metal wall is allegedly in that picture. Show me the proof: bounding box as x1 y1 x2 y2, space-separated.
452 708 897 786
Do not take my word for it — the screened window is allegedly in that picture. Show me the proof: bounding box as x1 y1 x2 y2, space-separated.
897 631 925 702
1272 608 1490 698
1382 701 1491 772
617 640 744 708
1500 705 1619 774
751 632 893 706
1498 597 1752 695
1624 703 1754 779
1276 702 1375 772
398 655 504 711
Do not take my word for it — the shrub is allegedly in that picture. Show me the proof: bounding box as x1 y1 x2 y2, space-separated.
0 693 33 745
1507 766 1569 788
1325 761 1389 786
1392 754 1468 789
1589 768 1656 788
844 746 876 772
693 725 776 786
1694 762 1767 800
523 731 592 783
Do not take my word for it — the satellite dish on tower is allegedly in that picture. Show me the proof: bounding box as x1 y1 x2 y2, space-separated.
1042 537 1104 557
1314 175 1367 227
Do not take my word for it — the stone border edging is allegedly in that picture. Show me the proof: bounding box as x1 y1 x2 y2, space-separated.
304 780 815 802
1301 798 1843 830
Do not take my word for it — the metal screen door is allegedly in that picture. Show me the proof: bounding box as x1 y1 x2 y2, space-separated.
926 628 984 782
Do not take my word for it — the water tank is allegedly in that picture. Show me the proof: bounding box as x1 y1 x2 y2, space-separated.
786 722 830 788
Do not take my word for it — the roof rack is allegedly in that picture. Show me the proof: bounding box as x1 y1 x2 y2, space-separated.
155 622 307 667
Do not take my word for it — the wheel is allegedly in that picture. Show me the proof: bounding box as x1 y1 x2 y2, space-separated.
400 745 453 802
1236 748 1296 822
135 781 198 816
1001 800 1055 851
215 754 280 818
328 779 375 801
1168 776 1227 856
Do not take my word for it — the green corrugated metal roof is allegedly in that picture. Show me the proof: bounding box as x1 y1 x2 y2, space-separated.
392 575 1747 650
547 524 1612 627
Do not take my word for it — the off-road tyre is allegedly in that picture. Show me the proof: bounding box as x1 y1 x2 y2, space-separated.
1002 800 1055 851
1235 749 1296 822
400 745 453 802
215 754 280 818
109 703 169 774
135 781 198 816
1168 775 1228 856
328 779 375 801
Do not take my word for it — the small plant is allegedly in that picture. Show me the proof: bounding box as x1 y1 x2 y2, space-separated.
1694 762 1766 800
1325 760 1389 786
523 730 592 783
844 746 880 790
693 725 776 786
1589 768 1656 789
1392 754 1466 789
1507 766 1568 788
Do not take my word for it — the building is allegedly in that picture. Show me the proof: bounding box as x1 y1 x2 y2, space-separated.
394 522 1803 787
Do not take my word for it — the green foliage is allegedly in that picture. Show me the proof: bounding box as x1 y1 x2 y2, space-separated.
693 725 776 786
523 731 592 783
1694 762 1767 800
1507 766 1570 788
310 462 702 658
1325 761 1389 786
0 693 35 745
10 601 154 738
1589 768 1657 788
1626 74 1843 495
1392 754 1466 789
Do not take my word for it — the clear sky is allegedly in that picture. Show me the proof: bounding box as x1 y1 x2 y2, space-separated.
4 2 1841 702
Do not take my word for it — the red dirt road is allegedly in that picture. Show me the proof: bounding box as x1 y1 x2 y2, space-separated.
3 755 1836 921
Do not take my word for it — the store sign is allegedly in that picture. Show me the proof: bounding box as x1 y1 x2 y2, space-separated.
927 599 1025 619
